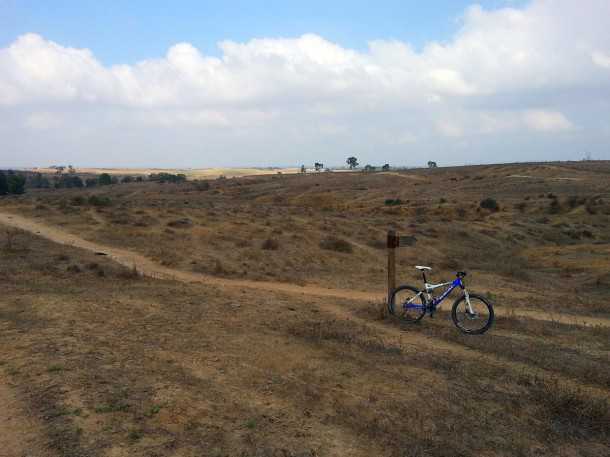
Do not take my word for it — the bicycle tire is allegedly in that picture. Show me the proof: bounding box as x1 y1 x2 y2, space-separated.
390 285 427 322
451 293 494 334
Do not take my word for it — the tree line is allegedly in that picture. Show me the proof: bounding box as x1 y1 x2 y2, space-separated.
0 170 26 195
0 169 190 197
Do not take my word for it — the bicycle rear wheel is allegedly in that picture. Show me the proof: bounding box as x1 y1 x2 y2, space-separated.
451 293 494 334
390 285 427 322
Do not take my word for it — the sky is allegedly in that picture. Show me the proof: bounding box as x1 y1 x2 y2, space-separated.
0 0 609 168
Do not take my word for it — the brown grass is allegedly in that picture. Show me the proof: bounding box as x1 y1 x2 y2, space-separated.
1 161 610 456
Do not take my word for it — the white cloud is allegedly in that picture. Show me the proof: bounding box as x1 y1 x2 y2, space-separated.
592 51 610 68
523 110 574 132
1 0 609 167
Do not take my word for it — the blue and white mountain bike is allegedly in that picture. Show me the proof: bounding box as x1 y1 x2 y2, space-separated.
389 266 494 334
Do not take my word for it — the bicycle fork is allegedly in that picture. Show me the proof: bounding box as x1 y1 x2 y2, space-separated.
464 290 477 317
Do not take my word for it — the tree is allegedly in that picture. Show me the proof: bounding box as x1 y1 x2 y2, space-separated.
382 164 390 171
427 161 438 169
314 162 324 172
364 164 376 172
346 156 359 169
148 173 187 183
300 165 306 174
0 171 7 195
54 174 83 188
98 173 112 186
7 173 26 194
30 173 50 189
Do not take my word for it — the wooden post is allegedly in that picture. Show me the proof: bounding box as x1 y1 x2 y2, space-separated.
387 230 398 306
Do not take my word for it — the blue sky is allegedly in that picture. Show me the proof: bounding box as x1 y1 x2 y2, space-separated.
0 0 608 168
1 0 526 65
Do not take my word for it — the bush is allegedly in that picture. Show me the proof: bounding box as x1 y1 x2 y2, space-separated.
70 196 85 206
0 171 26 195
98 173 112 186
261 238 279 250
149 173 187 183
549 199 562 214
319 236 353 253
193 180 210 191
384 198 403 206
514 202 527 212
88 195 112 207
167 218 193 228
54 175 83 189
480 198 499 211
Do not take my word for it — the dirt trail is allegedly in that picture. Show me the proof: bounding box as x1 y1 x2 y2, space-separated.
379 171 426 181
1 211 608 328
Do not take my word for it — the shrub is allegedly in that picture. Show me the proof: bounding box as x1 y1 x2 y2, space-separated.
567 195 585 209
319 236 353 253
66 264 82 273
1 171 26 195
54 175 83 189
480 198 499 211
70 196 85 206
167 218 193 228
514 202 527 212
88 195 112 207
549 199 562 214
193 180 210 191
98 173 112 186
384 198 403 206
261 238 279 250
117 265 141 280
149 173 187 183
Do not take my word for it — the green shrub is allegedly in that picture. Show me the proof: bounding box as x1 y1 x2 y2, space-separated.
480 198 499 211
98 173 112 186
384 198 403 206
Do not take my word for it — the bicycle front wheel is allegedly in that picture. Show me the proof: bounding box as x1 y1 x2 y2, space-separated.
451 293 494 334
390 285 427 322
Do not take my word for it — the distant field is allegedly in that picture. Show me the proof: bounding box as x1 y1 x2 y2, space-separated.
27 166 300 179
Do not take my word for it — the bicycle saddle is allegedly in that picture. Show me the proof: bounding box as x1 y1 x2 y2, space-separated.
415 265 432 271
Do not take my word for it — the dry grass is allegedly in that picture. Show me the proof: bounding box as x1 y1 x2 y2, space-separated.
1 161 610 456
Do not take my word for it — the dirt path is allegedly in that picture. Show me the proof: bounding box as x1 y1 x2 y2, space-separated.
1 211 608 328
379 171 426 181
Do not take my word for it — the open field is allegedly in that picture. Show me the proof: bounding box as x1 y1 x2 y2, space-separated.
1 161 610 456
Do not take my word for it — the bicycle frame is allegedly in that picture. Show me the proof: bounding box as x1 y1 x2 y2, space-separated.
406 277 475 314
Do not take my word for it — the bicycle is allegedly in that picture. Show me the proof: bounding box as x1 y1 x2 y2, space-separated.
389 266 494 334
